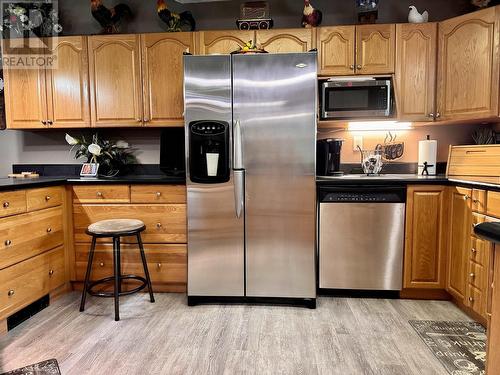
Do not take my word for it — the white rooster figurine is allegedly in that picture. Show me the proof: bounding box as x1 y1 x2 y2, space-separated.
408 6 429 23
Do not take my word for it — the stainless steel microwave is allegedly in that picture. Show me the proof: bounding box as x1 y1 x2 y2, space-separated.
320 77 393 120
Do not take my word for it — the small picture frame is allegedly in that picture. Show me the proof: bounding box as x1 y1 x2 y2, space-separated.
80 163 99 177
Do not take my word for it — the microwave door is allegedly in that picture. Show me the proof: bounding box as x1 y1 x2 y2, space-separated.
322 80 391 119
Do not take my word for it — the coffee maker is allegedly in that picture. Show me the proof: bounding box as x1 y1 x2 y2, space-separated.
188 120 230 184
316 138 344 176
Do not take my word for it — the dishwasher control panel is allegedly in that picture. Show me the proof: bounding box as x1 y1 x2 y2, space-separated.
319 187 406 203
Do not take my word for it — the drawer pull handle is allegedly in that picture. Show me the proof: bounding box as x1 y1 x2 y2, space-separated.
156 192 162 197
469 297 474 302
464 195 471 201
47 228 52 233
156 223 162 229
157 263 162 268
49 270 54 276
3 202 9 208
356 64 362 70
471 248 477 253
349 64 355 70
470 273 475 278
473 199 479 204
5 240 12 246
8 290 14 297
96 192 103 197
45 196 51 201
99 262 105 267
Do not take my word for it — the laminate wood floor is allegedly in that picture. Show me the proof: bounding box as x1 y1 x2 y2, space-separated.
0 292 472 375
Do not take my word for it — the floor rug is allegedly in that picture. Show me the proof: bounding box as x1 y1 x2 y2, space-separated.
1 359 61 375
409 320 486 375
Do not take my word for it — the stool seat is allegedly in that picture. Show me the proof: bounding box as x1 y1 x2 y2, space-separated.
87 219 145 236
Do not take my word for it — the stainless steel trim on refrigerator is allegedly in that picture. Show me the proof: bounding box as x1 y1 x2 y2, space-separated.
185 53 317 303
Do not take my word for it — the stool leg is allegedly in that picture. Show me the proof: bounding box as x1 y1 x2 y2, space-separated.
80 236 97 312
113 236 121 321
137 234 155 303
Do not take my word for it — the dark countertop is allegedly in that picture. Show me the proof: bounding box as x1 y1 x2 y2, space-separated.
316 174 500 191
474 222 500 245
0 175 186 192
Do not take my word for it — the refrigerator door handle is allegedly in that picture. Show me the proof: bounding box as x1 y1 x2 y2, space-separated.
234 170 245 219
233 120 243 169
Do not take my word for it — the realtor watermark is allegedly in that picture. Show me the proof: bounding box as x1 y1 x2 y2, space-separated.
1 0 62 69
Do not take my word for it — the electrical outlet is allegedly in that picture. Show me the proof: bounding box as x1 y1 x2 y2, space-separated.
353 135 363 151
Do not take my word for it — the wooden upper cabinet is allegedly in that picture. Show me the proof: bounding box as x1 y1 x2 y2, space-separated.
88 34 143 127
255 29 313 53
356 24 395 74
2 39 48 129
447 187 472 301
197 30 255 55
404 186 447 289
437 7 500 121
395 23 437 122
141 33 194 126
46 36 90 128
317 26 355 76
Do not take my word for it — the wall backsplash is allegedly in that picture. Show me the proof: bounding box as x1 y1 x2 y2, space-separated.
57 0 471 35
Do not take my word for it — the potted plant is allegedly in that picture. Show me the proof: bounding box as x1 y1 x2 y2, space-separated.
65 133 137 177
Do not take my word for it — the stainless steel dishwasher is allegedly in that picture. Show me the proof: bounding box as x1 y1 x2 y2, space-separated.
318 185 406 291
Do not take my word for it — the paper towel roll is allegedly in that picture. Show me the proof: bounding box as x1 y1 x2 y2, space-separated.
418 136 437 175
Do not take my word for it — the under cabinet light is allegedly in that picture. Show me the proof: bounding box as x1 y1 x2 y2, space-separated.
348 121 413 132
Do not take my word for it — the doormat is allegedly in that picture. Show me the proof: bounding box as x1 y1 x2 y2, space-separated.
1 359 61 375
409 320 486 375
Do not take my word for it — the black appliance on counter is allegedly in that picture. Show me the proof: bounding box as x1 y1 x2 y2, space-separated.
188 120 230 184
160 128 186 177
317 138 344 176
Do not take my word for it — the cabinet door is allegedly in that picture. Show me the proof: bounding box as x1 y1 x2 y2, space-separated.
46 36 91 128
437 7 499 121
142 33 194 127
88 35 143 127
356 24 395 74
395 23 437 122
447 187 472 300
2 39 48 129
317 26 355 76
255 29 313 53
404 186 447 289
197 31 255 55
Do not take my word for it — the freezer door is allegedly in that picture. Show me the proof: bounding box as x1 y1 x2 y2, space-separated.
184 55 245 297
232 53 317 298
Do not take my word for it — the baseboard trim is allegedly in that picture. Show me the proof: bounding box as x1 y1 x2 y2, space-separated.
400 288 451 300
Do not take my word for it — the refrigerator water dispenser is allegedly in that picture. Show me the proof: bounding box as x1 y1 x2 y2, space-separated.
188 120 230 184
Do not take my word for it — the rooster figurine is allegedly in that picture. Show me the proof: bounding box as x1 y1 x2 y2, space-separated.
157 0 196 32
302 0 322 28
90 0 132 34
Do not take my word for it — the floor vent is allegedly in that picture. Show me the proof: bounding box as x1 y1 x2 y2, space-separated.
7 295 50 331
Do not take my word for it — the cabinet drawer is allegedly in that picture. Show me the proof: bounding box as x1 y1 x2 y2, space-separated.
0 250 50 320
48 247 65 290
130 185 186 204
0 206 64 269
73 185 130 204
472 213 485 233
470 237 488 266
26 186 63 212
472 189 487 214
468 260 487 290
0 190 26 218
73 204 186 243
74 243 187 285
466 284 485 316
487 191 500 218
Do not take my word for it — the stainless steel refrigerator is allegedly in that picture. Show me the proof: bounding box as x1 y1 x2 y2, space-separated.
184 52 317 307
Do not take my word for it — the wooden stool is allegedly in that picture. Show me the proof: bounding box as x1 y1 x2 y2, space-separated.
79 219 155 321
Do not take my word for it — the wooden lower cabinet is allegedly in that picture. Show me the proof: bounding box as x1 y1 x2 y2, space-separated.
446 187 472 300
404 185 447 289
74 243 186 291
0 247 65 321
